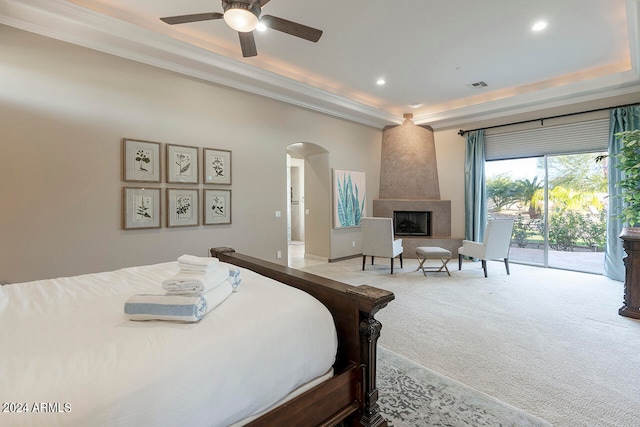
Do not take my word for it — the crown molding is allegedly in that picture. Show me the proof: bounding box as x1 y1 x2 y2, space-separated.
0 0 400 128
0 0 638 130
417 76 640 130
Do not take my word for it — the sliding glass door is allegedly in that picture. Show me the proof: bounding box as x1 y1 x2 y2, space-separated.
485 151 608 274
486 157 545 266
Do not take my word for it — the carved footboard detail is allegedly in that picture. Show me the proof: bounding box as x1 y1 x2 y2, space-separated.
349 285 393 427
211 248 395 427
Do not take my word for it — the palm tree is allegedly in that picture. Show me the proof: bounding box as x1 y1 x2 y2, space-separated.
516 176 544 218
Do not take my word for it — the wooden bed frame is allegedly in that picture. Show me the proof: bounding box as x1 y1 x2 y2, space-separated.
211 248 395 427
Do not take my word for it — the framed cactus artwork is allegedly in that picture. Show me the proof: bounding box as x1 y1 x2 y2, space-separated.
333 169 366 229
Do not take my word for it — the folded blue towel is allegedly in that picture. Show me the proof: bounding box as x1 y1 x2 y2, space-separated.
124 281 234 322
124 294 207 322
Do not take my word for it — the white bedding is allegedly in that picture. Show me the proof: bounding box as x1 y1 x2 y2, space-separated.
0 262 338 427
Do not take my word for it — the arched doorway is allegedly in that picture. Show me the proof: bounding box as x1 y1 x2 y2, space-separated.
286 142 330 268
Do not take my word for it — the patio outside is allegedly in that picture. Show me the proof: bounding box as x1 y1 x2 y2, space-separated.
487 153 608 275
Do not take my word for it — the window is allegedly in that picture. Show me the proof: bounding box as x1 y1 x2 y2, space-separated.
484 119 608 274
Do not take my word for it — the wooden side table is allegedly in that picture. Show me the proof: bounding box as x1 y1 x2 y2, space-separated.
619 228 640 319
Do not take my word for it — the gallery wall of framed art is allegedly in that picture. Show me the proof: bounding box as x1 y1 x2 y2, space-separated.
121 138 232 230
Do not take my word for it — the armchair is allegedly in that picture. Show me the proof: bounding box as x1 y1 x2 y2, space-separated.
458 219 515 277
361 217 403 274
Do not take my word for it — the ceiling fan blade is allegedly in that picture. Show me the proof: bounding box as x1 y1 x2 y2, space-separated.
260 15 322 42
160 12 223 25
258 0 271 6
238 32 258 57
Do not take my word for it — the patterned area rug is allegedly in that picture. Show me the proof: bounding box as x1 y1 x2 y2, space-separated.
377 347 551 427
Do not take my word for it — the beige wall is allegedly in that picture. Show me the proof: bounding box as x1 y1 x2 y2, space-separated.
0 25 382 283
433 129 466 239
6 24 629 283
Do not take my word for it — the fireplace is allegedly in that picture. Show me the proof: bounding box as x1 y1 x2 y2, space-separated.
371 120 462 258
374 200 450 237
394 211 431 236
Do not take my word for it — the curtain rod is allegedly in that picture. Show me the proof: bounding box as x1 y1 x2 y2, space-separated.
457 102 640 136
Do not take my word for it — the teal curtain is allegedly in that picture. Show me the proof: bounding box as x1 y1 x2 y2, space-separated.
464 130 487 241
605 106 640 281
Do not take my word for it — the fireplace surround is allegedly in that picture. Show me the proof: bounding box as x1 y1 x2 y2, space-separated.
374 199 451 236
372 117 462 257
373 199 461 257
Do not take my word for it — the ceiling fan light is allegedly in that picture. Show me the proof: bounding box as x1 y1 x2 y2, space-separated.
223 4 259 32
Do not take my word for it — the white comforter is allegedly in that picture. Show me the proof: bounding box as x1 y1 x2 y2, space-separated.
0 262 338 427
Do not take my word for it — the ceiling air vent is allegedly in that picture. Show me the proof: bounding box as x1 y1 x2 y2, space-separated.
469 81 488 89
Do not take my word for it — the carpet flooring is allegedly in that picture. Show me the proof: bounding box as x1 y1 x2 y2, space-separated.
297 255 640 427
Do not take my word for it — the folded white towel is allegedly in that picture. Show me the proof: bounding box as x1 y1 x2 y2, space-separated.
162 265 229 295
177 254 219 274
202 280 233 313
124 293 207 322
177 254 219 267
124 281 233 322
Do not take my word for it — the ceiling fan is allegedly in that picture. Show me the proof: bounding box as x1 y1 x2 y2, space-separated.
160 0 323 58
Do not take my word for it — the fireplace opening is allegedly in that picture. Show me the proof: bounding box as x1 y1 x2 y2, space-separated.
393 211 431 236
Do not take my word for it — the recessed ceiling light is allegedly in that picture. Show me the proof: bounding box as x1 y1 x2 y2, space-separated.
532 20 548 32
376 78 386 86
410 103 422 108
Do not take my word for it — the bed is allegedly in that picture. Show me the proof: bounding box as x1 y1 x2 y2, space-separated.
0 248 394 427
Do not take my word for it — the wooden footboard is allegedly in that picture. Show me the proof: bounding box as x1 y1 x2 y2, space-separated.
211 248 394 427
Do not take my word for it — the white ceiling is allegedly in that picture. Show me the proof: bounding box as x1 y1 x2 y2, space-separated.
1 0 639 128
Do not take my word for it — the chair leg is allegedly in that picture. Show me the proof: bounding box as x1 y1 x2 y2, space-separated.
504 258 510 275
371 256 375 265
390 258 394 275
458 254 463 270
482 260 487 277
399 253 403 268
362 255 366 271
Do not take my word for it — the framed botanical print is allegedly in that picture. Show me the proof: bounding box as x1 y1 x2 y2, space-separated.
123 187 161 229
204 189 231 225
204 148 232 185
167 188 199 227
123 138 161 182
167 144 198 184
